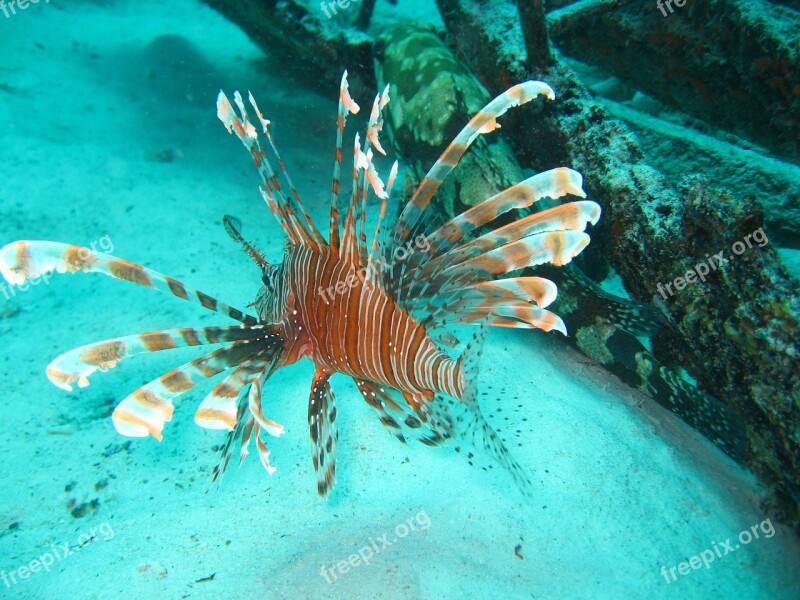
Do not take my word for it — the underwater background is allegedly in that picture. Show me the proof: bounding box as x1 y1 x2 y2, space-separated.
1 1 799 599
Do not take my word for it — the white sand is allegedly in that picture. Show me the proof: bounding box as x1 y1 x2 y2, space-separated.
0 1 798 599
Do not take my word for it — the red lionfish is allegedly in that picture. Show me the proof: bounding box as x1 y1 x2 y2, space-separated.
0 72 600 497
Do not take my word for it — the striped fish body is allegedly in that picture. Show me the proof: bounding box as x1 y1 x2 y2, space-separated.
280 245 462 399
0 70 602 498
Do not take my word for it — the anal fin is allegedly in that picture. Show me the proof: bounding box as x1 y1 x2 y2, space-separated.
354 378 452 446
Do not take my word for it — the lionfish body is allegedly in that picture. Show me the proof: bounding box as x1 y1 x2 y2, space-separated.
263 246 463 401
0 72 600 497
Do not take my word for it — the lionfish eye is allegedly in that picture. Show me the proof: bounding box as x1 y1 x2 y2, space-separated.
261 271 272 288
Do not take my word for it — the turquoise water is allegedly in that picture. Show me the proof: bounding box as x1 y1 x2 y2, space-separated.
1 2 799 599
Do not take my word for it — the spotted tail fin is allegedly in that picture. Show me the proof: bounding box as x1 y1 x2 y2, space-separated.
457 321 489 406
443 396 536 499
0 241 258 325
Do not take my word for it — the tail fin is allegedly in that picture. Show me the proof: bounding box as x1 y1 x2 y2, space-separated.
444 397 536 499
451 323 536 499
458 321 490 406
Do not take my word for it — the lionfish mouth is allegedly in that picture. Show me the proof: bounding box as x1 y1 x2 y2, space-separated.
0 70 600 498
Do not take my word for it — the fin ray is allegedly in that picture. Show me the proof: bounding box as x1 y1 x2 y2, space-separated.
46 325 269 392
0 241 258 325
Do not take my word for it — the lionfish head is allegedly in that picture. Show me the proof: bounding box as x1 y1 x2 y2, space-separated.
253 262 285 323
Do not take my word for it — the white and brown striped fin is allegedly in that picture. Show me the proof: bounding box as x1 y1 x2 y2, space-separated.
419 200 600 278
112 345 248 441
365 84 390 156
446 230 591 274
210 360 285 487
403 205 598 308
357 166 372 267
424 167 587 258
413 277 565 335
390 81 556 248
406 231 590 311
242 90 324 245
46 325 266 392
366 160 399 279
329 70 360 250
217 91 323 247
247 91 326 246
253 420 279 477
210 388 255 488
341 149 391 264
248 372 285 437
453 304 567 334
461 278 558 309
354 149 395 266
248 366 285 439
259 186 302 245
340 132 364 264
357 86 391 266
400 230 590 327
248 373 285 477
112 334 283 441
0 241 258 325
194 352 273 431
309 369 338 497
341 87 393 265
